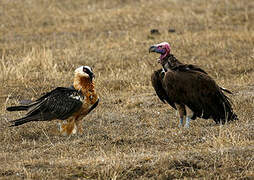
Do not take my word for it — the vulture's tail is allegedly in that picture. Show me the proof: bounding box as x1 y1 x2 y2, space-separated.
223 109 238 124
6 105 30 111
229 112 238 121
7 100 39 112
221 93 238 123
220 87 233 94
9 115 39 127
9 111 55 127
9 113 52 127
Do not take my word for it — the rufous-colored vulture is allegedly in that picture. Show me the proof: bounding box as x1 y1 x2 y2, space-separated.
149 42 237 127
7 66 99 135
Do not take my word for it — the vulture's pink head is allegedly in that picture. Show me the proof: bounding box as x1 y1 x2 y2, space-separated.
149 42 171 63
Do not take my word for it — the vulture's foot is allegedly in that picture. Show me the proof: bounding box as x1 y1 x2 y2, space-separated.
58 119 77 136
184 117 191 128
178 118 184 128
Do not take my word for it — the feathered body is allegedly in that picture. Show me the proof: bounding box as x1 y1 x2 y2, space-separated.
149 42 237 127
7 66 99 135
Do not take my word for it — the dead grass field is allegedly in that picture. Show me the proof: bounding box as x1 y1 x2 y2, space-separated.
0 0 254 179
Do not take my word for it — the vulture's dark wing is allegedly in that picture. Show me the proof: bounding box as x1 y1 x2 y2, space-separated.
172 64 232 94
163 70 237 123
7 87 74 112
151 69 176 109
172 64 208 74
187 73 236 122
8 87 84 127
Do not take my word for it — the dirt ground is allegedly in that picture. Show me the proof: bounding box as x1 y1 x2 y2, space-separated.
0 0 253 179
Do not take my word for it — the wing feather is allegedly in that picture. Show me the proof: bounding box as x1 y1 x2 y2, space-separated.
9 87 84 126
151 69 176 109
163 70 237 123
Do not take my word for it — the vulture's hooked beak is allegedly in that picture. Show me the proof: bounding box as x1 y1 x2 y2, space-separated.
84 69 95 81
149 45 166 54
149 45 157 53
89 73 95 81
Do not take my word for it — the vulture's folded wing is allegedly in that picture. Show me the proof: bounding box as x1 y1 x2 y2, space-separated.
9 87 84 126
151 69 176 109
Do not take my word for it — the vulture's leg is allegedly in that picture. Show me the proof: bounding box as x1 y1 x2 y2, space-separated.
175 104 186 127
67 118 77 135
59 118 76 136
75 118 84 135
185 106 194 128
58 120 69 134
57 120 63 131
59 120 69 136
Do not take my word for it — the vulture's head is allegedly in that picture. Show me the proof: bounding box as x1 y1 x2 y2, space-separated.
75 66 95 81
149 42 171 65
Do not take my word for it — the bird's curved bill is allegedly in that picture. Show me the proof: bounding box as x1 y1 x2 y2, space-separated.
89 73 95 80
149 46 165 54
149 46 157 53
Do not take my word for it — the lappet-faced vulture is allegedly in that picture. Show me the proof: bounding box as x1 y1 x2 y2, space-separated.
149 42 237 127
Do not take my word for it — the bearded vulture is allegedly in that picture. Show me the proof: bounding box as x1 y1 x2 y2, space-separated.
149 42 238 127
7 66 99 135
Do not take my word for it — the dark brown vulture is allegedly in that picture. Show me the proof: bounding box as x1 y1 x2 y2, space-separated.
149 42 237 127
7 66 99 135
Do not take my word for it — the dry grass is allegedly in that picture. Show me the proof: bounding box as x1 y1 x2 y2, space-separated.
0 0 254 179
